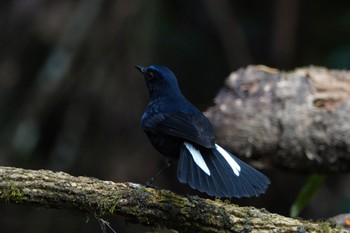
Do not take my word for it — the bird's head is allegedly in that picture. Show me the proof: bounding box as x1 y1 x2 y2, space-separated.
135 65 181 99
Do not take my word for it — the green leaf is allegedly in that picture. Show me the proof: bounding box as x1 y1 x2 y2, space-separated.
290 174 325 218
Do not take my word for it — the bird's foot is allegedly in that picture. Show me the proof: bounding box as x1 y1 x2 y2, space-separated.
145 178 158 189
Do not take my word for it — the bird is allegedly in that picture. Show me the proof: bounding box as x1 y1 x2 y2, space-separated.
135 65 270 198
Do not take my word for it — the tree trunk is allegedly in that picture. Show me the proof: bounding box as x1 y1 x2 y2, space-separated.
206 65 350 173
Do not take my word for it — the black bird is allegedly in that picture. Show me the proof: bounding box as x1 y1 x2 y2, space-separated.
136 65 270 198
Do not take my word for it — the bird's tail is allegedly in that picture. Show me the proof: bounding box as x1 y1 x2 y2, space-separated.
177 142 270 198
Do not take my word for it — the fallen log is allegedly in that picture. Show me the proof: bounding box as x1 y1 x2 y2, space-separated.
206 65 350 173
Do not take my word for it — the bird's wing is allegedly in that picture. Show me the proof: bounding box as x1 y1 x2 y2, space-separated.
153 111 216 148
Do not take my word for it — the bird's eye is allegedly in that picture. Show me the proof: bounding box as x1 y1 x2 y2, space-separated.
147 70 155 79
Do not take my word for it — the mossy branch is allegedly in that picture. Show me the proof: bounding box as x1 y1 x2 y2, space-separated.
0 166 347 232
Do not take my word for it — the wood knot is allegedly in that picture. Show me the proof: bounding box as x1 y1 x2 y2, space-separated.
313 97 343 109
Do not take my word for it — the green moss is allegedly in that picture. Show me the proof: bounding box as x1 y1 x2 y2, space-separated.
319 221 337 233
93 189 123 217
139 187 147 193
319 223 330 233
108 198 119 214
0 182 25 203
308 220 343 233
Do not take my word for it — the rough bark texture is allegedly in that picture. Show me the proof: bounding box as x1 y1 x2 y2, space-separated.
0 166 347 233
205 65 350 173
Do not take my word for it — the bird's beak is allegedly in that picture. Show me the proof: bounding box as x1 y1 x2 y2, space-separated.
135 65 145 74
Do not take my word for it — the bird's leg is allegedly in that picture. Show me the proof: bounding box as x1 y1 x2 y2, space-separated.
146 158 172 187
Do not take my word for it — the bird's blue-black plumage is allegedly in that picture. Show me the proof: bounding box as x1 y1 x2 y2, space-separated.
136 65 270 198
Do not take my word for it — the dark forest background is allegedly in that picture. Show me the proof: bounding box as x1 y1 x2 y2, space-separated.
1 0 350 232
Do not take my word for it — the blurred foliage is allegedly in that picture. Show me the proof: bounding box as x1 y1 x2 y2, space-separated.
0 0 350 232
290 174 325 218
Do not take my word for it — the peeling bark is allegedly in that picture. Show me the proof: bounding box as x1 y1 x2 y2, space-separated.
206 65 350 173
0 166 347 232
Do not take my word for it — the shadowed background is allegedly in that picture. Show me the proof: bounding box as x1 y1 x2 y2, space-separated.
1 0 350 232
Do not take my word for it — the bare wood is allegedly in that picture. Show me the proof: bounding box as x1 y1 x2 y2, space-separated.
205 66 350 173
0 166 346 232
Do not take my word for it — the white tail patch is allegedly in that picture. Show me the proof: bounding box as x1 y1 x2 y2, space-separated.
215 144 241 176
184 142 211 176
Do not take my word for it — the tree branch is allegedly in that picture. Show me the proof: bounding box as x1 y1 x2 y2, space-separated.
0 166 346 232
206 65 350 173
